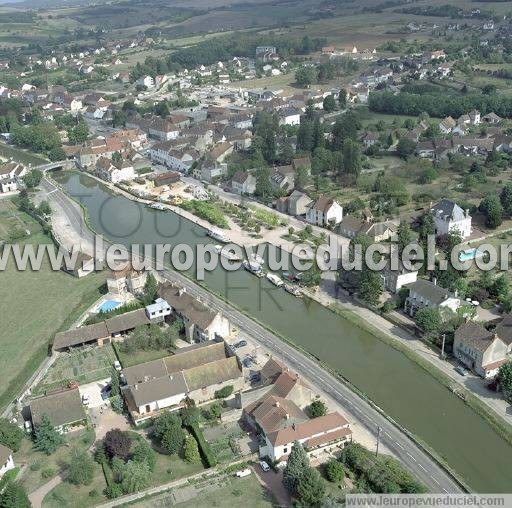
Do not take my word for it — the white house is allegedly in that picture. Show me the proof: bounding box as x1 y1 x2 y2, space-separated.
231 171 256 195
381 259 418 293
0 445 14 478
137 75 155 88
0 161 27 193
279 108 301 126
453 322 508 378
145 298 172 322
430 199 472 239
95 157 135 184
306 196 343 227
404 279 462 317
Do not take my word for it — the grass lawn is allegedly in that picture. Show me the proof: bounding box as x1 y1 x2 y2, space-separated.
135 473 275 508
42 466 108 508
113 342 173 368
0 208 106 411
16 428 96 494
33 344 117 397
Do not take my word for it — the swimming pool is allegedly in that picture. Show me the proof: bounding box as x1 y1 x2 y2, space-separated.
459 248 484 262
96 300 121 313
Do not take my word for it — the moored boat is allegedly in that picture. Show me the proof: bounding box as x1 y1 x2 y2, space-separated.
243 260 264 277
284 283 302 297
266 273 284 287
206 228 230 243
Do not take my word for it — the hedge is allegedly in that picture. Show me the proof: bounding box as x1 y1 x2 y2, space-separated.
189 422 217 467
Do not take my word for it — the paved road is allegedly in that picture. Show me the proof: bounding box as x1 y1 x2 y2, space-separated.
41 172 464 494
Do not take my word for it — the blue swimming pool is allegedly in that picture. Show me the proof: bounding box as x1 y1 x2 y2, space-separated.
459 248 484 262
97 300 121 313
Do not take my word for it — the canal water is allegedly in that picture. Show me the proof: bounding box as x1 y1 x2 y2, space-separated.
55 170 512 492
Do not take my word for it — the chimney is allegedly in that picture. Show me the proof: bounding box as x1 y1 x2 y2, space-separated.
275 401 280 408
134 384 138 390
285 413 290 420
178 287 186 296
465 208 470 218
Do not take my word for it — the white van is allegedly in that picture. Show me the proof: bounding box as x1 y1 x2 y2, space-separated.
235 468 252 478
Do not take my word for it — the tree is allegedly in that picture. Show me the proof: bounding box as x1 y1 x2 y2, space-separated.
498 362 512 402
0 482 30 508
67 448 94 486
214 385 233 399
297 467 325 505
120 460 151 494
104 429 132 461
283 441 309 495
479 193 503 228
183 434 201 463
338 90 347 109
414 307 442 334
48 146 66 162
142 272 158 305
0 419 23 452
307 400 327 418
112 110 127 128
23 169 43 189
325 459 345 482
396 138 416 160
37 200 51 216
181 405 200 427
255 167 272 202
34 414 63 455
295 67 316 86
359 270 383 306
500 183 512 217
323 94 336 113
67 120 89 144
396 220 413 255
132 439 156 472
154 412 184 454
342 138 362 176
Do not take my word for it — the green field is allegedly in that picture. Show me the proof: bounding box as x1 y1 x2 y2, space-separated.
0 204 106 411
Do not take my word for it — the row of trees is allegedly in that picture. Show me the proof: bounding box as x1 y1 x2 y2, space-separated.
369 90 512 119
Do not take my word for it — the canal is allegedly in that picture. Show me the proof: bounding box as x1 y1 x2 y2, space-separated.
55 170 512 493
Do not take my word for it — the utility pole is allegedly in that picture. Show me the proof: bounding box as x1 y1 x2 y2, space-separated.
441 333 446 360
376 426 382 457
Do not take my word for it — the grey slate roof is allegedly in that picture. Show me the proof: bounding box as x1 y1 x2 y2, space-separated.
53 322 109 351
454 322 494 352
30 388 86 428
430 199 465 222
495 313 512 346
404 279 453 305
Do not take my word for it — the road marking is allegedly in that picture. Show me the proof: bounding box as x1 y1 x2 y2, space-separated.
395 442 404 449
431 476 440 485
406 452 417 462
418 464 427 472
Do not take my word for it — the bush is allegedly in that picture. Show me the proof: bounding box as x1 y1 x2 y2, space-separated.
325 459 345 482
41 468 54 479
105 484 123 499
0 419 23 452
189 423 216 467
214 385 233 399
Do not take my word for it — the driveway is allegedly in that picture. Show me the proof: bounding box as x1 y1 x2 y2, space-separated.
253 466 291 507
90 406 131 442
79 378 110 408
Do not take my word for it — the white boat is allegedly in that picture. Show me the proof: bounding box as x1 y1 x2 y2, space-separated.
215 245 241 261
266 273 283 287
250 253 265 265
148 202 165 210
207 228 230 243
243 260 264 277
284 284 302 298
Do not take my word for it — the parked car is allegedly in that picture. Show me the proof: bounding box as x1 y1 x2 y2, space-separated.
114 360 122 372
236 340 248 348
259 461 270 472
455 365 469 376
243 358 253 368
